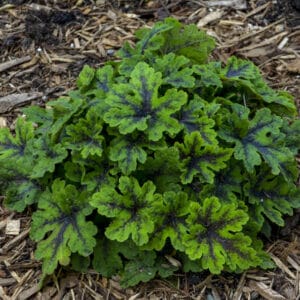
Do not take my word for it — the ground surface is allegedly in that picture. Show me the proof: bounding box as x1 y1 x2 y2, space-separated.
0 0 300 299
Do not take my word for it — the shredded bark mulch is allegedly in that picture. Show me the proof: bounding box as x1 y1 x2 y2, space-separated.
1 0 300 299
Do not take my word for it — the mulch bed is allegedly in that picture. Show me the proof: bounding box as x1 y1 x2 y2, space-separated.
0 0 300 299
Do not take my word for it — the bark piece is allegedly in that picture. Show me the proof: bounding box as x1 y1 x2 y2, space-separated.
0 92 43 113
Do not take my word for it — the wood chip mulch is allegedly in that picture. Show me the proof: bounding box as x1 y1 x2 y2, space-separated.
1 0 300 299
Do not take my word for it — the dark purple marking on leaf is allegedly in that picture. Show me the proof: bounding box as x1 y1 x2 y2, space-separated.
97 76 110 93
136 75 153 117
167 77 187 86
247 119 275 137
2 142 25 156
196 209 250 261
163 36 207 55
226 63 250 78
139 24 171 54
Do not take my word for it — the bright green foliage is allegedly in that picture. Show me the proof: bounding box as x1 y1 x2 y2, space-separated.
244 165 300 228
77 65 95 89
30 179 97 275
120 251 178 287
108 134 148 175
91 176 161 245
200 161 244 204
1 18 300 288
219 105 293 178
4 179 41 212
221 57 296 115
104 62 187 141
62 107 104 158
184 198 259 273
144 191 190 251
153 53 195 88
176 132 233 184
179 96 219 146
28 137 68 178
193 62 223 88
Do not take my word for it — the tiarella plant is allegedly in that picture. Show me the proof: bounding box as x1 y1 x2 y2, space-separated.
1 18 300 287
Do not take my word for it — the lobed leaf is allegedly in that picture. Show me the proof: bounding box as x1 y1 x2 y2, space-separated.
176 132 232 184
158 18 215 64
108 134 147 175
184 197 259 273
0 118 34 161
4 178 42 212
193 62 223 88
153 53 195 88
200 160 244 204
91 176 161 245
219 105 294 177
138 147 182 193
63 107 104 159
104 62 187 140
30 180 97 275
245 165 300 227
179 96 218 146
92 238 123 277
143 191 190 251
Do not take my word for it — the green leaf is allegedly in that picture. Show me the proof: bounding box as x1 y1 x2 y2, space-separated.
184 197 259 273
47 93 84 138
65 153 116 192
245 166 300 227
0 118 34 161
133 20 174 55
120 251 157 287
30 179 97 275
138 147 182 193
108 134 147 175
282 118 300 155
219 106 294 177
63 107 104 158
119 251 177 288
91 176 161 245
176 132 232 184
104 62 187 141
221 57 296 115
28 137 68 179
259 89 296 116
179 253 203 273
159 18 215 64
92 238 123 277
95 64 115 93
4 178 42 212
64 161 84 183
153 53 195 88
71 253 90 272
200 160 244 204
143 191 190 251
77 65 95 89
223 56 258 80
193 62 223 88
179 97 218 146
22 106 54 135
117 20 173 75
82 166 116 192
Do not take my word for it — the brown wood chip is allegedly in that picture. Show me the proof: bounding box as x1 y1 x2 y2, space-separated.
0 56 31 73
248 280 287 300
0 92 43 113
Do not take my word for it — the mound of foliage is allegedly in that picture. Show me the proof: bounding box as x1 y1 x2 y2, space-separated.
1 18 300 287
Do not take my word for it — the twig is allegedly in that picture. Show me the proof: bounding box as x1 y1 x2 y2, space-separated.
0 56 31 73
0 92 43 113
